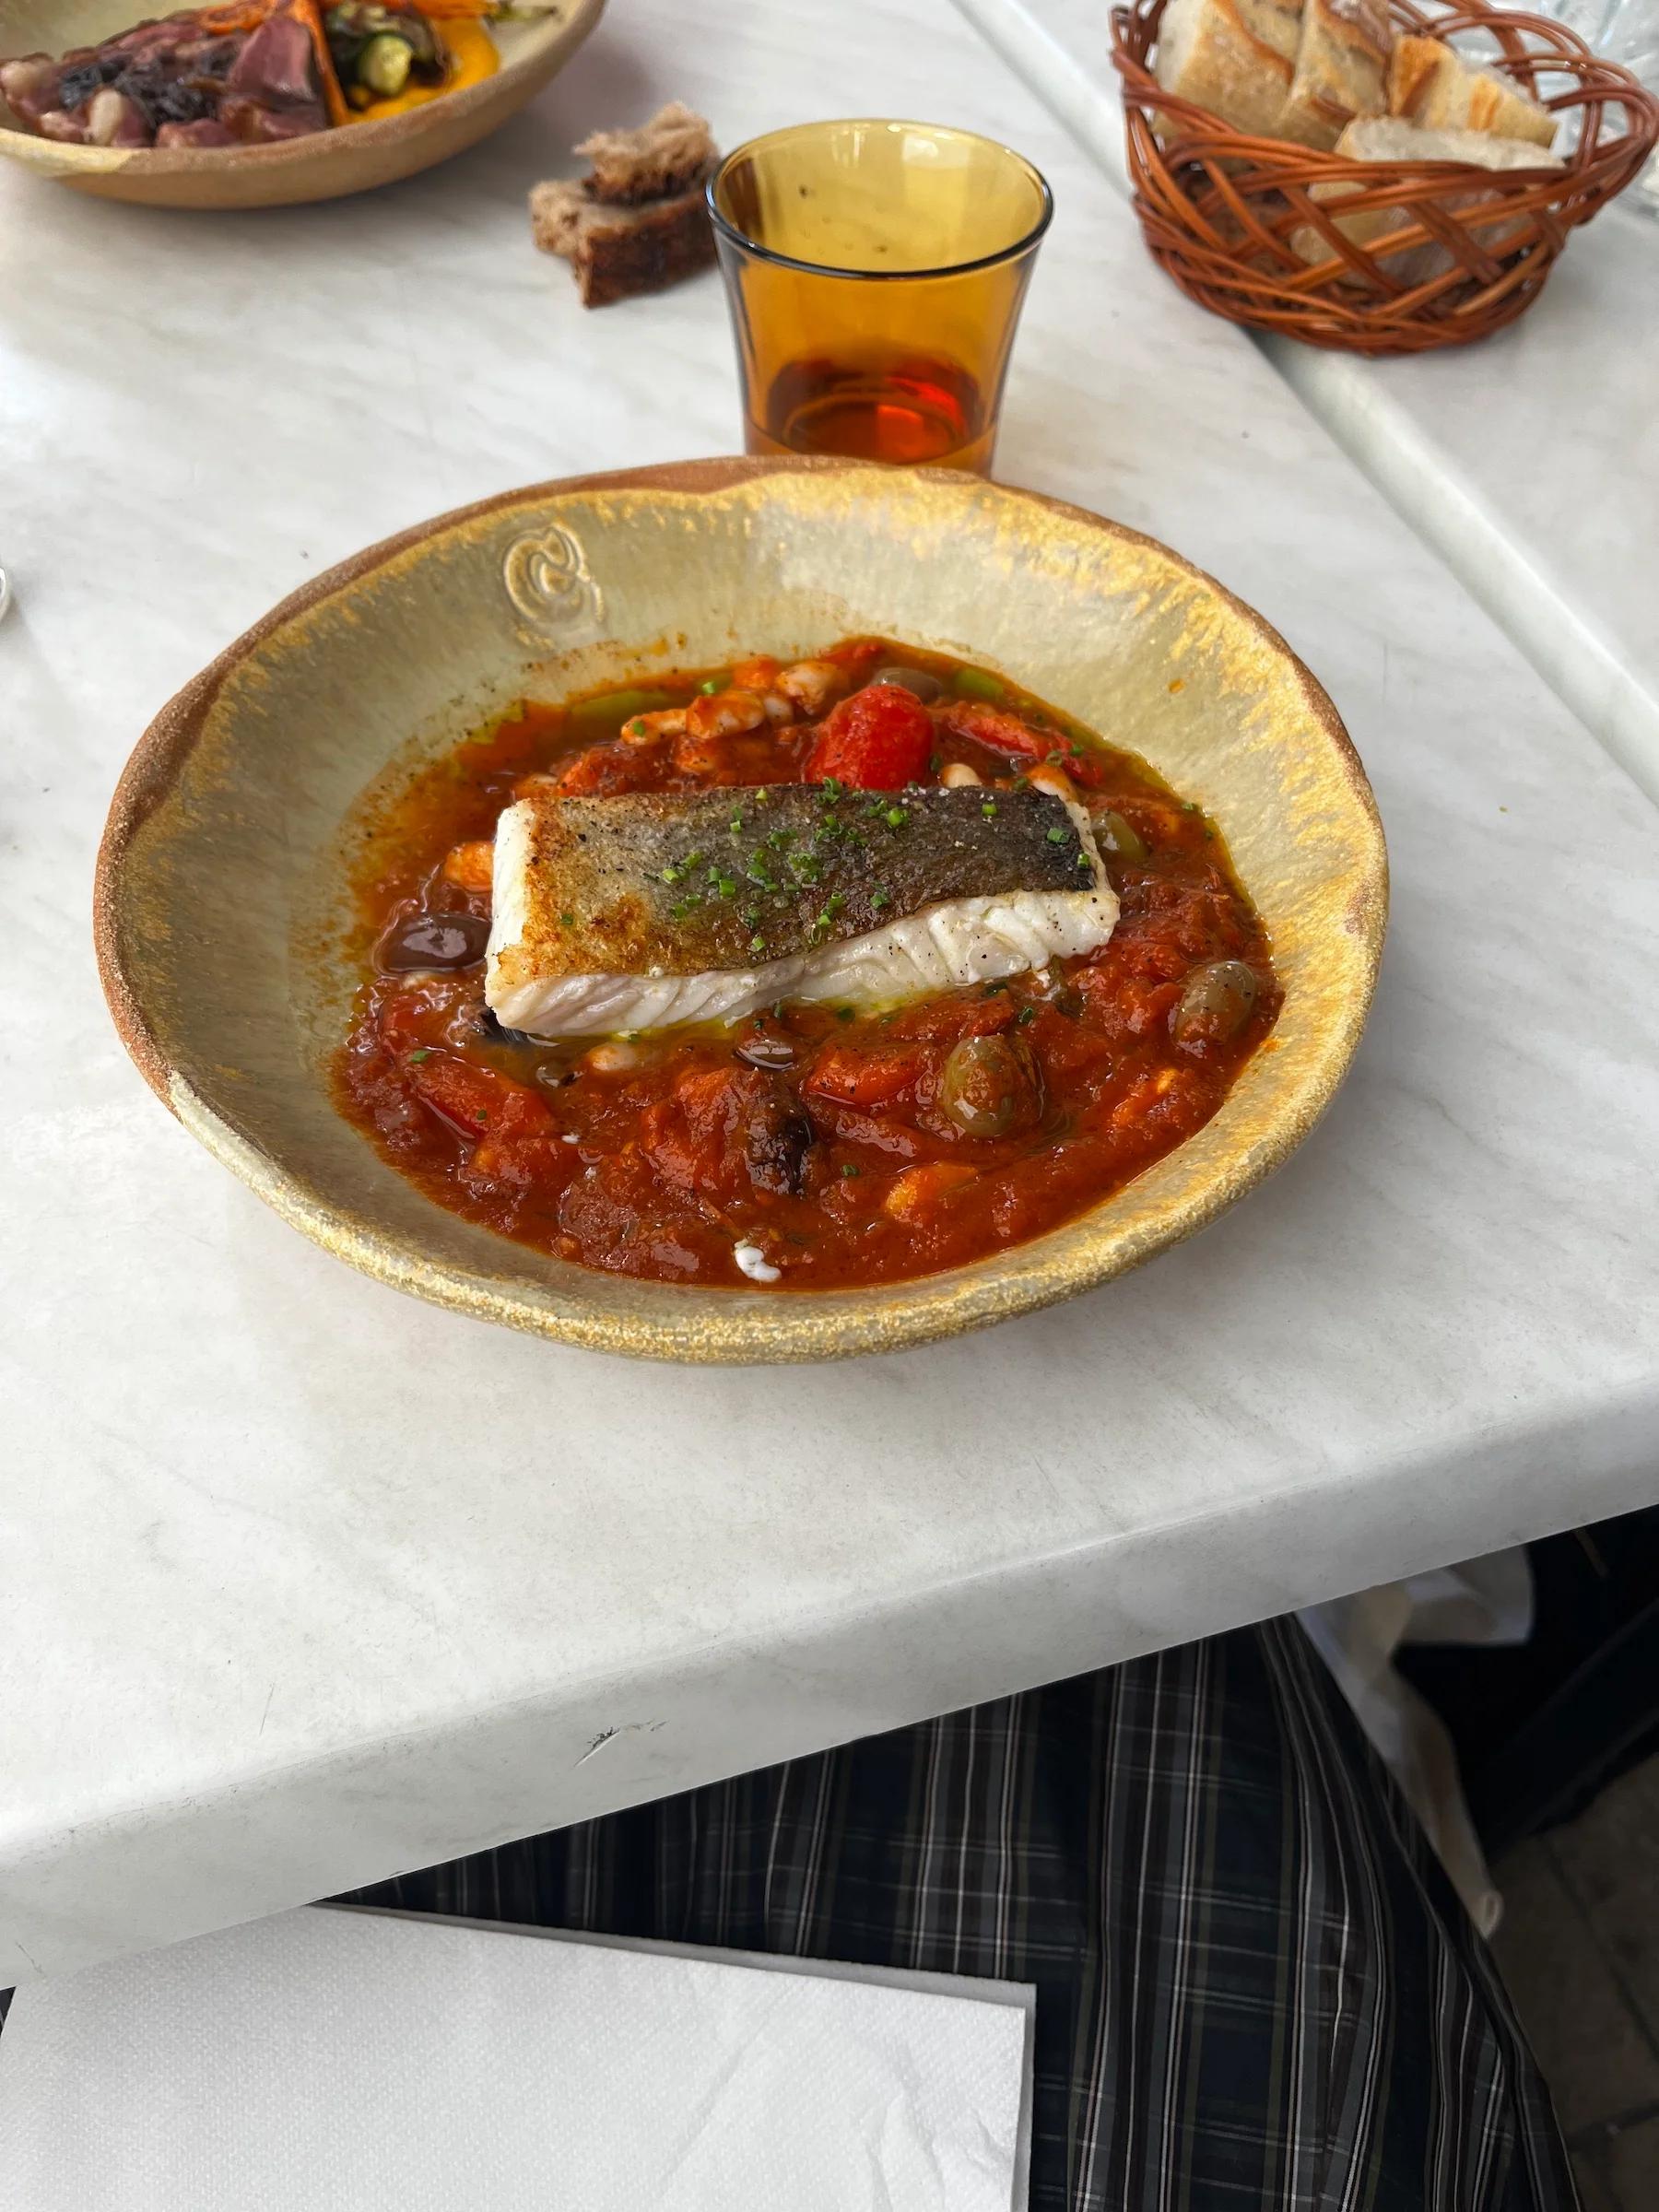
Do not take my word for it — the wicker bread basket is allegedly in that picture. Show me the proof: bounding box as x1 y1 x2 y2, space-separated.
1112 0 1659 352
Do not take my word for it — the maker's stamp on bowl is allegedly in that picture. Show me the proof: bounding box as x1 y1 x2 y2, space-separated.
503 524 603 639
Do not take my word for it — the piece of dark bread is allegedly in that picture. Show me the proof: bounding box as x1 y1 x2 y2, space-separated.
574 102 718 205
529 176 716 307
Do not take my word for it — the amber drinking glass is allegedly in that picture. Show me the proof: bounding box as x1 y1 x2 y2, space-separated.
708 120 1053 476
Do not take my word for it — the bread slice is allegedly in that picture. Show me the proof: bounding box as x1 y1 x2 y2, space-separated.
530 178 716 307
1291 115 1565 276
1278 0 1392 148
1153 0 1303 138
1387 35 1556 150
574 102 718 205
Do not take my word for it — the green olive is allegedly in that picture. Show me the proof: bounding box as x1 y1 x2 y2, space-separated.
872 665 943 702
1094 808 1147 863
357 31 414 95
1172 960 1259 1046
951 666 1005 703
569 686 679 735
938 1033 1041 1138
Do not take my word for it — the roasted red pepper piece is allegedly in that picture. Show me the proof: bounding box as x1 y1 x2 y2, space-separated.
804 683 933 790
406 1052 555 1144
930 699 1104 787
804 1045 927 1110
552 741 665 796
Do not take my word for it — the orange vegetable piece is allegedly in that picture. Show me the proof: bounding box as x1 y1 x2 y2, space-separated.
882 1161 978 1223
805 1046 924 1110
407 1052 553 1143
731 654 782 692
197 3 277 29
441 840 494 892
288 0 350 126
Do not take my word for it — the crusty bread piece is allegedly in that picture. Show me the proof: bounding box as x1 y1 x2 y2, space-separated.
1291 115 1564 275
574 101 718 205
1277 0 1391 148
529 177 716 307
1154 0 1302 137
1387 35 1556 150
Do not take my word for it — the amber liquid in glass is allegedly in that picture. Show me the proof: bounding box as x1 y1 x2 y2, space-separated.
712 124 1050 477
754 352 992 472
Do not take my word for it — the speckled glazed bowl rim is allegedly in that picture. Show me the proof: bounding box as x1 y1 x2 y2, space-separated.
0 0 601 185
95 456 1387 1364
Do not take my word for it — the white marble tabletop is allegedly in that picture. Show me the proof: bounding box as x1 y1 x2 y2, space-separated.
1006 0 1659 798
3 0 1659 1983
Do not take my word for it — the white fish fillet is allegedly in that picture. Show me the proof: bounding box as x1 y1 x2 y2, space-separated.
486 794 1117 1039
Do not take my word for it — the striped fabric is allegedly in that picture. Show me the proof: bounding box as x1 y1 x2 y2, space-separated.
344 1618 1575 2211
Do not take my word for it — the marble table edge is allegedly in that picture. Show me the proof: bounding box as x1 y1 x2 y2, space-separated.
4 1381 1653 1985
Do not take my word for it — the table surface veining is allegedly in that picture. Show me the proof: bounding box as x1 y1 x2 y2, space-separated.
1 0 1655 1980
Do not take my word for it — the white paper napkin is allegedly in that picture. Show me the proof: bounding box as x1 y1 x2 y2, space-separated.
0 1904 1033 2210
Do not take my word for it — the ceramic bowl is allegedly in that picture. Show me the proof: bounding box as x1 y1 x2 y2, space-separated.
96 457 1387 1362
0 0 604 208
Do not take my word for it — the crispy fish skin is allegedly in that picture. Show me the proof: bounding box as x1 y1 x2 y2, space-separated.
486 783 1116 1037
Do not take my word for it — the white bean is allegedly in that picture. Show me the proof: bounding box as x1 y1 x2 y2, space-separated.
733 1241 782 1284
1027 763 1079 802
583 1040 646 1074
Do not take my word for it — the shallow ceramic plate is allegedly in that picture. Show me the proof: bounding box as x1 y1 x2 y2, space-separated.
97 457 1387 1362
0 0 603 208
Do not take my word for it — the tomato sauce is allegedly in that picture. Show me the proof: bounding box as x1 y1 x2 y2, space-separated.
335 640 1278 1288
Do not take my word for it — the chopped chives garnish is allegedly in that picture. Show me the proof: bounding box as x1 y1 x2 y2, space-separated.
1046 826 1069 843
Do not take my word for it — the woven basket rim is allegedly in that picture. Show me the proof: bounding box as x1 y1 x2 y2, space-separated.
1108 0 1659 352
1111 0 1659 191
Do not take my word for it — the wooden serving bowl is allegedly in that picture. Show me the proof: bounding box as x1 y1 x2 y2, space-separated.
96 458 1387 1363
0 0 605 208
